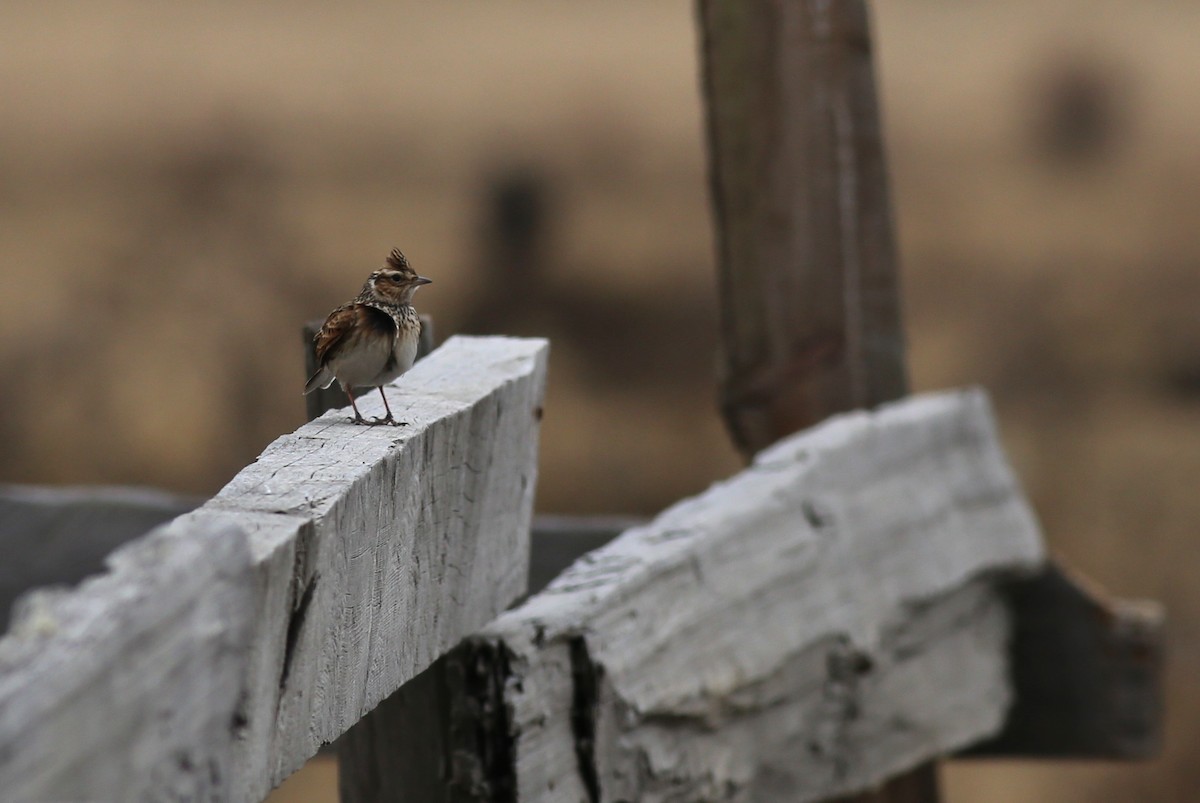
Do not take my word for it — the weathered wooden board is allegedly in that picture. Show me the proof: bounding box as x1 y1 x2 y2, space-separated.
444 389 1044 802
0 521 255 802
525 518 1169 764
0 484 199 623
0 335 547 803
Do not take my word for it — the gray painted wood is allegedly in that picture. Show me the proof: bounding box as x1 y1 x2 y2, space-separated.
0 484 200 623
445 390 1045 802
0 521 255 802
0 335 547 802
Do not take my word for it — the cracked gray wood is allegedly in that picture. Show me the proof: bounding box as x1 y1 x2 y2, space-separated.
0 521 255 802
448 389 1045 802
0 335 547 802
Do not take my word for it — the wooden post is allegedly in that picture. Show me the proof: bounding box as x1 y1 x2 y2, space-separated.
697 0 1164 787
698 0 907 457
697 1 935 799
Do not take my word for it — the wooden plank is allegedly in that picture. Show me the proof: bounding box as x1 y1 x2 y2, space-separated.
0 484 199 623
334 516 1169 772
0 521 255 802
964 564 1164 758
0 335 547 803
441 390 1045 801
218 334 546 800
699 0 907 458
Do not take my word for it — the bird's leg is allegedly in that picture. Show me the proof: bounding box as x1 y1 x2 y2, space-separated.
372 387 406 426
344 386 369 425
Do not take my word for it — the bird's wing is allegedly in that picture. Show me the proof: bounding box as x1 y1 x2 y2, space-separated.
313 304 358 365
313 303 397 365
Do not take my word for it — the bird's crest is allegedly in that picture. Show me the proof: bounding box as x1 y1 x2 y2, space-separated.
385 248 409 270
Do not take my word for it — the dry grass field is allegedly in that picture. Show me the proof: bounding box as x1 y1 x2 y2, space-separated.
2 1 1197 800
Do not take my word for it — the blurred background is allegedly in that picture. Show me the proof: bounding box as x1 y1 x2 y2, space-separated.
1 0 1196 800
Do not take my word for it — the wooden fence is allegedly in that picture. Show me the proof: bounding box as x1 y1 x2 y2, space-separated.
0 1 1163 801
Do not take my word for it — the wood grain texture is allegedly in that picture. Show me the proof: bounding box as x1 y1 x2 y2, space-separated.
0 521 255 802
0 335 546 803
522 518 1165 764
445 389 1044 802
699 0 907 456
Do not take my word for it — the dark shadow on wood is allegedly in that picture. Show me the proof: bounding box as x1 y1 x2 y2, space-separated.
963 563 1163 759
337 654 452 803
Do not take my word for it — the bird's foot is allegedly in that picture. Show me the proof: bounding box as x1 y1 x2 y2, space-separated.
370 415 408 427
349 414 370 425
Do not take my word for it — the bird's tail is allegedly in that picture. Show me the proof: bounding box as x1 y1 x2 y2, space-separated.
303 367 335 395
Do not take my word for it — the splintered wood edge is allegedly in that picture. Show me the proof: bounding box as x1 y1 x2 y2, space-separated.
0 335 548 803
526 520 1166 763
449 388 1045 802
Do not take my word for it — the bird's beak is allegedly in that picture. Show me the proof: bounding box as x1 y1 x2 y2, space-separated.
416 276 433 285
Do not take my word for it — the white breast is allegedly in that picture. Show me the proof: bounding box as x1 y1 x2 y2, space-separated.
329 332 394 390
377 327 419 385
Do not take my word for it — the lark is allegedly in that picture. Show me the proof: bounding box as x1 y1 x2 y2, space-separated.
304 248 432 425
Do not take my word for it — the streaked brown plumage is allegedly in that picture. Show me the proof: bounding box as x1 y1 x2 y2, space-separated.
304 248 432 425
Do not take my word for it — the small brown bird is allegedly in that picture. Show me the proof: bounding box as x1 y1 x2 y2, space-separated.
304 248 432 425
